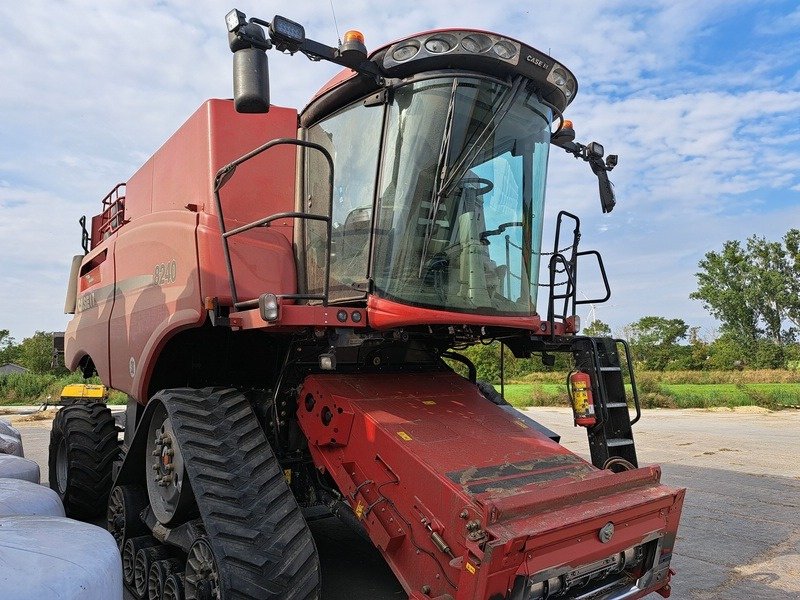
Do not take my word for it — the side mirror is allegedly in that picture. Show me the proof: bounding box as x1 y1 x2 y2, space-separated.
584 142 616 213
590 160 616 214
229 23 270 113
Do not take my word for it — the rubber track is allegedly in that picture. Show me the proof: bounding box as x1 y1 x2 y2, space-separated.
153 388 321 600
49 402 119 519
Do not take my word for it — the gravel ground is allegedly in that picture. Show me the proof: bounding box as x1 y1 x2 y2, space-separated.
8 406 799 599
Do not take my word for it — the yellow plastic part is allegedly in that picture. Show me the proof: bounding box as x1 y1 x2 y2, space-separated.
60 383 107 401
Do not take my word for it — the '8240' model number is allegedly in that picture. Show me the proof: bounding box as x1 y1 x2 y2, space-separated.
153 260 177 285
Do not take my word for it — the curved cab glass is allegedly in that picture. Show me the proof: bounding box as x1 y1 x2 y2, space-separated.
373 77 552 316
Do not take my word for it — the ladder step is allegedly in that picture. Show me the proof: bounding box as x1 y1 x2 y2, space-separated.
600 366 621 372
605 402 628 408
606 438 634 447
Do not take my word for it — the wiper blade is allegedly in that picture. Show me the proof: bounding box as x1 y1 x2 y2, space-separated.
418 78 459 277
440 76 525 196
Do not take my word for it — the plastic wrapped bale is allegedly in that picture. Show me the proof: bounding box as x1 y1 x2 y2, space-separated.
0 479 65 517
0 516 122 600
0 454 40 483
0 419 24 457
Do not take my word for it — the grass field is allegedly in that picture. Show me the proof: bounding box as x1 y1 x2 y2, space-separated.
659 383 800 409
497 381 800 410
3 369 800 410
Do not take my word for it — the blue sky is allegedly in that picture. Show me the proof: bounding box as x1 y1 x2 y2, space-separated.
1 0 799 342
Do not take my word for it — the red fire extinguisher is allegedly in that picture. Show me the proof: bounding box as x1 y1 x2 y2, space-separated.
569 371 597 427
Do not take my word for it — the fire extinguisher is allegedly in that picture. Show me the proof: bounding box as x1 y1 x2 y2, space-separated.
568 370 597 427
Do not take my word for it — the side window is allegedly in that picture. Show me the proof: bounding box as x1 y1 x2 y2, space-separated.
304 101 384 301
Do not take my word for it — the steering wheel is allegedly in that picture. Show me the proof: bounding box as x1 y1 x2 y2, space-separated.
479 221 523 244
456 177 494 196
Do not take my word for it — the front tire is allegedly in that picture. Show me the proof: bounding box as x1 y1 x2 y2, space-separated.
48 402 120 519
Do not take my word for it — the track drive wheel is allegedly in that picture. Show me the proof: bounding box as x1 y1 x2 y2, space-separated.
48 402 120 519
145 402 195 526
147 388 321 599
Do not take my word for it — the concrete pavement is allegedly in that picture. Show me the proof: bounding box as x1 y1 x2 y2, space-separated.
9 406 800 599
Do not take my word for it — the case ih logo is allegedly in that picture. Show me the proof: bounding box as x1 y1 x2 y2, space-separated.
526 55 549 70
76 292 97 313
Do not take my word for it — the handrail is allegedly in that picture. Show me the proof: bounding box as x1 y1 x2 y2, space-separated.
616 338 642 425
574 250 612 305
222 212 330 239
544 210 612 338
545 211 580 337
79 216 90 255
212 138 334 310
98 183 127 240
546 252 576 329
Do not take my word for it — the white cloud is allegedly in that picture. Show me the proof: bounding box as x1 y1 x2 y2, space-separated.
0 0 798 340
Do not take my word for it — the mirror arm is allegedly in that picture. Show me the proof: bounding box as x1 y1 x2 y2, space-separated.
297 39 385 84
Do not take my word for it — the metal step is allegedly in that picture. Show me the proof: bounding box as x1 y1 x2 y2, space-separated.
605 402 628 409
600 366 621 372
606 438 634 447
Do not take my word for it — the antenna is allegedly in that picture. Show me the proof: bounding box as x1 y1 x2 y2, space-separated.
329 0 342 46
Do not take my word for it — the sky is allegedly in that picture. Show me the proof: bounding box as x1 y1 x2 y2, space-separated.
1 0 799 342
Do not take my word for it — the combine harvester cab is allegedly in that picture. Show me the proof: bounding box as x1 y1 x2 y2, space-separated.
51 9 684 600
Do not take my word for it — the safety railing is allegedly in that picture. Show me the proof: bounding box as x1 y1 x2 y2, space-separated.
98 183 127 240
212 138 334 311
545 211 611 338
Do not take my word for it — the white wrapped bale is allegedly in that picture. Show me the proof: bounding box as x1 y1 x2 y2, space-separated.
0 419 24 457
0 454 40 483
0 516 123 600
0 479 65 517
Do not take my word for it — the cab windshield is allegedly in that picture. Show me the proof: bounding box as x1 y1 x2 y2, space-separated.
304 75 552 316
374 76 551 316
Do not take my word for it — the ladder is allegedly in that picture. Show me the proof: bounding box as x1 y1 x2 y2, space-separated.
571 336 641 469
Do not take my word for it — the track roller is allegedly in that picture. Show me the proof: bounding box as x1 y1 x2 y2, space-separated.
135 546 176 598
123 536 157 588
107 484 149 550
145 402 194 526
185 537 219 600
148 557 183 600
163 572 186 600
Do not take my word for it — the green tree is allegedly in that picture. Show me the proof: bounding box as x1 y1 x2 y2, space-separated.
784 229 800 332
18 331 64 374
582 319 612 337
691 240 759 343
691 229 800 352
0 329 20 365
746 235 790 344
705 333 747 370
668 326 709 370
625 316 689 371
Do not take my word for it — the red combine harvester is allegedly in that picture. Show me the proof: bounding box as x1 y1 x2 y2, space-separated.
50 9 684 600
